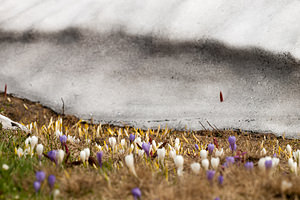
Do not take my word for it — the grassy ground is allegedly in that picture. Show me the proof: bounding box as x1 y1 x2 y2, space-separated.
1 93 300 200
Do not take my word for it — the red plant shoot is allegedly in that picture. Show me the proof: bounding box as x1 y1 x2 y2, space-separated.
220 91 223 102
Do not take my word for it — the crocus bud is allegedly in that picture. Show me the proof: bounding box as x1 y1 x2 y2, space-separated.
258 157 266 171
84 148 90 159
208 143 214 155
36 171 46 182
48 175 56 189
80 150 86 162
174 155 184 170
286 144 292 156
59 135 67 144
109 137 116 150
34 181 41 193
36 144 43 157
218 175 224 185
157 148 166 161
131 187 142 200
125 154 137 177
129 134 135 143
202 158 209 170
190 162 201 174
206 170 215 182
53 189 60 199
194 144 199 151
57 149 65 165
169 149 176 160
211 157 220 169
48 150 57 163
200 150 208 160
2 164 9 170
97 151 103 168
265 160 272 170
142 143 151 157
228 136 236 152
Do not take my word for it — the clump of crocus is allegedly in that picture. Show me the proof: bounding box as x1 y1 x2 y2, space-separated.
258 156 279 172
190 162 201 174
208 143 214 155
125 154 137 177
142 143 151 157
207 170 215 183
48 175 56 190
131 187 141 200
228 136 236 152
174 155 184 176
129 134 135 143
97 151 103 168
244 162 254 170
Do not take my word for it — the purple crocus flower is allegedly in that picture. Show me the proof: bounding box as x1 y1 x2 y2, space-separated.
228 136 236 152
33 181 41 193
195 144 199 151
47 150 57 163
59 135 67 144
265 160 272 170
244 162 254 170
206 170 215 182
273 153 277 157
48 175 56 189
207 143 214 154
129 134 135 143
218 175 224 185
97 151 103 168
226 156 235 164
36 171 46 182
131 187 142 200
142 142 151 157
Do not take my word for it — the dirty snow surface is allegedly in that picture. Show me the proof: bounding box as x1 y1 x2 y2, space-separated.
0 0 300 137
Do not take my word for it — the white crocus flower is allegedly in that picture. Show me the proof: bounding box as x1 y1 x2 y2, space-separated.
293 150 300 166
288 158 297 175
125 154 137 177
17 147 24 158
260 148 267 156
200 150 208 160
215 148 224 157
109 137 117 151
57 149 65 165
36 144 43 157
258 157 266 171
2 164 9 170
30 136 38 150
211 157 220 169
84 148 90 159
169 149 176 160
201 158 209 170
53 189 60 200
25 137 31 147
174 155 184 176
286 144 292 156
190 162 201 174
157 148 166 162
80 150 86 162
